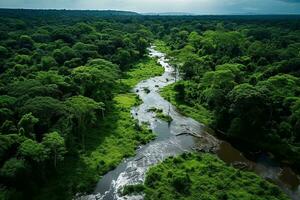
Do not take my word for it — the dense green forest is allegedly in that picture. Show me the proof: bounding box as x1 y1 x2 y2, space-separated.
156 16 300 169
0 9 156 199
0 9 299 200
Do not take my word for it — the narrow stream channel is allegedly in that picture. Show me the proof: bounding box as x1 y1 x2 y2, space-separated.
81 47 300 200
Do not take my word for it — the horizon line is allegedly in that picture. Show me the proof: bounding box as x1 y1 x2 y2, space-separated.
0 7 300 16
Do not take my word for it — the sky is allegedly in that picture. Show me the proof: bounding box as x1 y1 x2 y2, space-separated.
0 0 300 14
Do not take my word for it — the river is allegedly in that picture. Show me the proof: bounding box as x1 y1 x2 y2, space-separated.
81 46 300 200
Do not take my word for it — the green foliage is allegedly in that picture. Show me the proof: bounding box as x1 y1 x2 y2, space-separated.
18 113 39 137
18 139 47 163
42 132 66 168
41 56 57 70
0 11 153 199
121 57 164 89
20 97 67 132
19 35 34 50
122 184 145 196
0 158 26 178
71 59 119 101
65 95 104 138
160 83 213 125
140 153 289 200
227 84 271 137
158 17 300 168
0 46 9 58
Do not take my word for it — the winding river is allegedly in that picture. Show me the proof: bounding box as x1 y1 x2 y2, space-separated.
81 47 300 200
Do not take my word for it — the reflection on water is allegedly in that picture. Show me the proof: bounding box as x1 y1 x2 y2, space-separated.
79 47 300 200
280 168 300 189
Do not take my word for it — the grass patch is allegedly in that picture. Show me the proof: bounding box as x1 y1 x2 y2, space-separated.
156 112 173 123
147 107 173 123
121 57 164 89
127 153 289 200
160 83 213 125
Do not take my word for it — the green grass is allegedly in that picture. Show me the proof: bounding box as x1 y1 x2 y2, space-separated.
124 153 290 200
147 107 173 123
33 57 165 200
121 57 164 89
160 83 213 125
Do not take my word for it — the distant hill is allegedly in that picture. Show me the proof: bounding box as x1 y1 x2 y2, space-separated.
0 8 140 18
143 12 195 16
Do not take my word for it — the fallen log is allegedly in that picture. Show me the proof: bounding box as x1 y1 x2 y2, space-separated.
176 132 203 139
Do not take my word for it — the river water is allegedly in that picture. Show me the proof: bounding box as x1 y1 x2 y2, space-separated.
81 47 300 200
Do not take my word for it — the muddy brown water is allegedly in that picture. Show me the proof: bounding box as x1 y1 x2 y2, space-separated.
79 47 300 200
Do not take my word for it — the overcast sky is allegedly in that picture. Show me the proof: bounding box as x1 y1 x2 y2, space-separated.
0 0 300 14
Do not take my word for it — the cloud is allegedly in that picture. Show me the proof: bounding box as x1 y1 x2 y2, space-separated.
278 0 300 2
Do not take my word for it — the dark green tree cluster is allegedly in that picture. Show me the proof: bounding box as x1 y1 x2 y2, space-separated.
155 18 300 168
0 9 151 199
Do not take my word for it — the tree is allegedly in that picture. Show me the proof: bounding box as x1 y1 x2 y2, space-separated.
19 35 34 50
0 46 9 58
14 54 31 65
20 97 67 136
0 158 26 179
227 84 271 138
8 79 41 97
65 95 104 149
73 22 95 35
136 38 148 56
18 113 39 138
1 120 17 134
42 132 66 168
18 139 47 163
113 48 131 70
72 42 98 63
60 46 76 61
41 56 57 70
52 49 65 65
0 95 16 109
71 59 119 101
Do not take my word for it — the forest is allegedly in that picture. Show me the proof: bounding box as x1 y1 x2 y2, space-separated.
0 8 300 200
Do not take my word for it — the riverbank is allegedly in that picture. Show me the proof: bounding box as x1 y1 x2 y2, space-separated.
160 82 213 125
32 56 164 200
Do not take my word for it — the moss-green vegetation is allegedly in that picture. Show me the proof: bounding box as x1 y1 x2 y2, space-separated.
121 57 164 89
156 112 173 123
125 153 289 200
147 107 173 123
160 83 213 125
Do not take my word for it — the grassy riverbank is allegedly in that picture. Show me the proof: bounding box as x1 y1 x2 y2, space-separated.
123 153 290 200
33 56 164 200
152 41 213 126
